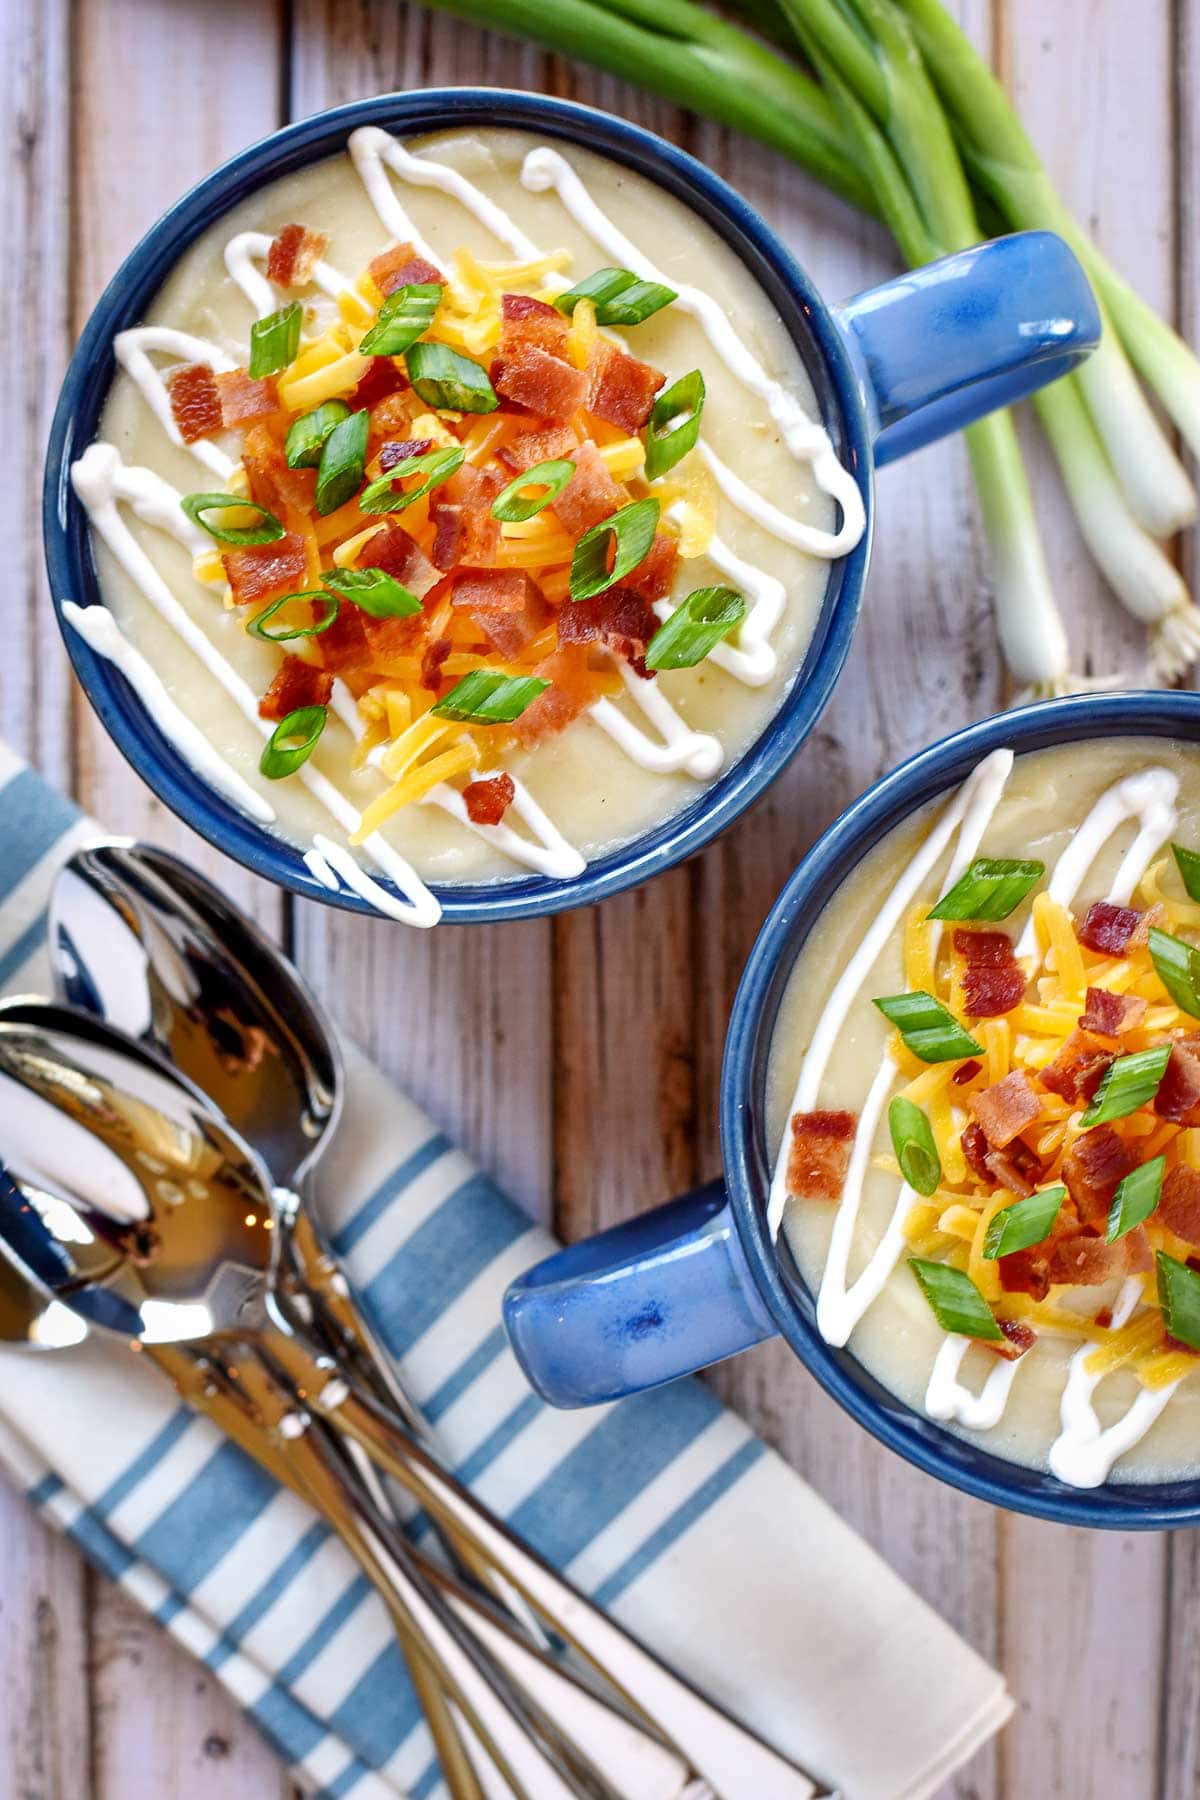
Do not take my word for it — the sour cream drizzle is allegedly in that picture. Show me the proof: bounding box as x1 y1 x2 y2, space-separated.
773 751 1189 1485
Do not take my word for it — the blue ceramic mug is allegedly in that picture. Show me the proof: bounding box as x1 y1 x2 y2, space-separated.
506 691 1200 1529
45 88 1100 923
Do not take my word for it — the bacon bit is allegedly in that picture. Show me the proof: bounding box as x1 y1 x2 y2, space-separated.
266 223 329 288
223 533 308 606
315 602 371 674
1154 1039 1200 1125
241 422 317 516
258 655 333 722
786 1109 857 1203
984 1142 1042 1199
451 568 550 659
953 928 1014 965
1062 1126 1135 1229
997 1246 1052 1301
1079 987 1147 1038
952 1059 983 1086
1094 1306 1114 1330
492 345 589 422
499 293 570 359
585 338 666 431
551 441 622 535
970 1070 1041 1148
360 612 426 662
1046 1226 1151 1286
1078 900 1143 956
1038 1029 1114 1104
369 242 444 296
623 532 679 604
463 772 516 827
962 1121 991 1181
1158 1164 1200 1247
421 636 453 693
214 368 279 428
365 520 440 599
430 465 502 572
952 928 1026 1018
498 422 579 475
166 363 222 442
557 586 660 677
1130 902 1167 946
353 359 408 413
511 645 596 747
988 1317 1037 1361
379 436 435 471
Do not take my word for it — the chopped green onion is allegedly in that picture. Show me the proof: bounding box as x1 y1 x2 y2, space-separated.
1148 926 1200 1021
491 459 576 523
1173 843 1200 903
359 446 465 515
285 401 350 470
359 282 442 356
553 266 678 326
322 566 422 619
888 1096 941 1196
1081 1044 1172 1127
431 670 549 725
873 991 982 1064
180 493 283 547
927 857 1045 922
1157 1251 1200 1352
315 408 369 516
570 497 661 601
909 1258 1003 1341
983 1185 1066 1260
249 301 302 379
644 370 706 481
405 341 498 413
1107 1156 1165 1243
247 590 339 643
645 586 747 672
259 705 326 780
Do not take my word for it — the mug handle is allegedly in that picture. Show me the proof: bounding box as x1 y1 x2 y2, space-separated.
503 1179 777 1408
834 229 1101 466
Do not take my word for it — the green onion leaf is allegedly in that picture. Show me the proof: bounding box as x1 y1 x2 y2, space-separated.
491 459 576 523
180 493 284 547
1149 925 1200 1020
315 408 369 516
644 370 705 481
1107 1155 1166 1243
359 282 442 356
259 705 326 780
246 590 340 643
430 670 549 725
1173 843 1200 902
983 1185 1066 1260
249 301 302 379
872 991 983 1064
888 1096 941 1196
909 1258 1003 1341
285 401 350 469
1157 1251 1200 1352
570 497 661 601
359 445 465 515
405 341 498 413
322 566 422 620
1081 1043 1172 1127
645 586 746 672
553 266 677 327
928 857 1045 922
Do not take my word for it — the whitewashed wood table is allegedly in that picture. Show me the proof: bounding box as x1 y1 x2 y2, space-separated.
3 0 1196 1794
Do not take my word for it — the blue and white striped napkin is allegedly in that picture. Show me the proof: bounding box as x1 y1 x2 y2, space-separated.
0 742 1011 1800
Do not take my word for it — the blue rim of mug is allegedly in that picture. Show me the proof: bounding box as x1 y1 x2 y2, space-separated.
42 87 872 924
721 689 1200 1528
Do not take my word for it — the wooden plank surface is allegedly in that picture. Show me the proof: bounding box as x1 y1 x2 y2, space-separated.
2 0 1196 1795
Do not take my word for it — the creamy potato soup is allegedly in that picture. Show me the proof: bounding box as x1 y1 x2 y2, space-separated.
768 739 1200 1487
71 125 862 925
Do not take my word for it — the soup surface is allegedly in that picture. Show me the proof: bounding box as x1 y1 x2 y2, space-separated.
768 737 1200 1487
73 125 861 925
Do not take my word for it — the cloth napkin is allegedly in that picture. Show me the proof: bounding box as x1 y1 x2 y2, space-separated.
0 740 1011 1800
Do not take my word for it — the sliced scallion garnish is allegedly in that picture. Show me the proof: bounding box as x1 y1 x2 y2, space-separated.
315 408 369 516
181 493 284 547
872 991 983 1064
491 458 576 523
1149 925 1200 1020
260 704 326 780
553 266 678 327
644 370 705 481
405 341 498 413
430 670 549 725
927 857 1045 922
322 565 422 619
1157 1251 1200 1352
286 400 351 470
359 445 465 515
246 590 340 642
1173 842 1200 901
645 586 746 672
249 301 302 379
887 1096 941 1196
1107 1155 1165 1243
909 1258 1003 1341
569 497 661 601
1081 1043 1172 1127
982 1185 1066 1260
359 282 442 356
